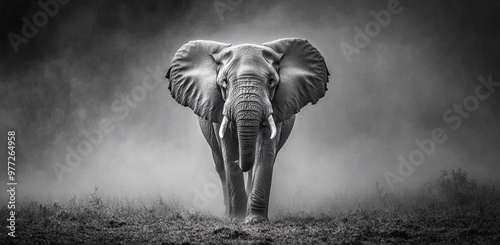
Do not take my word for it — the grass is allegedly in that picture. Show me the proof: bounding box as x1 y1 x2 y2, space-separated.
2 169 500 244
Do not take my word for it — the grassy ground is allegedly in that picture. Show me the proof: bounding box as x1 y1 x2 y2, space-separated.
2 169 500 244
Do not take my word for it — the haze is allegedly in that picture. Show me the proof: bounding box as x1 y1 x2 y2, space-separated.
1 0 499 216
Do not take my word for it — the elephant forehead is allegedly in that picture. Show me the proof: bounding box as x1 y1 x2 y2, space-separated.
225 44 267 58
231 43 264 51
223 45 275 74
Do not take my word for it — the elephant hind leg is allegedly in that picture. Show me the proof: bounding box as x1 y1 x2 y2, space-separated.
208 136 228 215
217 170 229 216
198 117 228 213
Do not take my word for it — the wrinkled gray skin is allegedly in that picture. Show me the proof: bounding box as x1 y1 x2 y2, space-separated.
166 38 329 224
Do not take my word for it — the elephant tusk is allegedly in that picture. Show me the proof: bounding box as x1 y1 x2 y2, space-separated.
219 116 229 138
267 115 277 139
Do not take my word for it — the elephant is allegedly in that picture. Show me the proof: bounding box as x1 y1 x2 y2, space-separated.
166 38 329 224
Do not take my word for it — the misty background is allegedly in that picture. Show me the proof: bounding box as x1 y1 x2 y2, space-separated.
1 0 499 216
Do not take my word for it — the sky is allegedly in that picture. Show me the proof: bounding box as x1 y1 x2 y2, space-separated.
1 0 499 216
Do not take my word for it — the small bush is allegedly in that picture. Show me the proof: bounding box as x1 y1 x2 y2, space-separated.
436 168 477 205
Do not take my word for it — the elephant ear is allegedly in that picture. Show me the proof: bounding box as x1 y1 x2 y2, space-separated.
167 40 231 123
264 38 329 122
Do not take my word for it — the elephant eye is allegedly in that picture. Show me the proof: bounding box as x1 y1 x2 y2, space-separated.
268 75 276 87
221 77 228 89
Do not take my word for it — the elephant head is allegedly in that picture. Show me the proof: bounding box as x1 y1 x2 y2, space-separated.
167 38 329 172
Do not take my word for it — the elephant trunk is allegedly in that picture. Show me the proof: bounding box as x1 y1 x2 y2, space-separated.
235 107 261 172
219 79 277 172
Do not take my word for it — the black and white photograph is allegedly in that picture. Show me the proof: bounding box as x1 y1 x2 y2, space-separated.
1 0 500 244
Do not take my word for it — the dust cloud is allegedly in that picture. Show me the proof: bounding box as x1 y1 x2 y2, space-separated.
1 0 499 216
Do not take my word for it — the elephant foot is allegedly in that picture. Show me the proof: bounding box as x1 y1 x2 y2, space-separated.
227 210 247 222
229 216 245 222
244 214 268 224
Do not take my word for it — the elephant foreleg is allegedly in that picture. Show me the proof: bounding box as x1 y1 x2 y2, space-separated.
215 123 247 220
225 161 247 220
245 167 253 196
245 123 282 224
